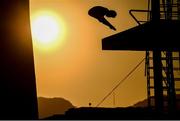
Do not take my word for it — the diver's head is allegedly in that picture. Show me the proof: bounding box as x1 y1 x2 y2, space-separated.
106 10 117 18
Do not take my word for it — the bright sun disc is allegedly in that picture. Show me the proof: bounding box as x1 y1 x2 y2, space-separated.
31 11 66 52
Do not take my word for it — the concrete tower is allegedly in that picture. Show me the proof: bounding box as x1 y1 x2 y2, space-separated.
0 0 38 119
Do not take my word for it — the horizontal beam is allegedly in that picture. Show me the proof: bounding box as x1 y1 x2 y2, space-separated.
102 20 180 51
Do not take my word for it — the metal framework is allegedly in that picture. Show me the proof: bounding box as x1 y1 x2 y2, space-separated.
102 0 180 113
130 0 180 112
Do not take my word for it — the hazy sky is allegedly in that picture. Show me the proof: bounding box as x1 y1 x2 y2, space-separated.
30 0 148 107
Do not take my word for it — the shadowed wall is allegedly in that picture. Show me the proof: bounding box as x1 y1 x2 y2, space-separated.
0 0 38 119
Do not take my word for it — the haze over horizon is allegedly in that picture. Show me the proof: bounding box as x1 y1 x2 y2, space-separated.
30 0 148 107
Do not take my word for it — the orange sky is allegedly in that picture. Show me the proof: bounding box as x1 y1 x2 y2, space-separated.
30 0 149 107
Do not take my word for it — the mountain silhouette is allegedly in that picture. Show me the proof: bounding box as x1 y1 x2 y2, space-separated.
39 95 180 119
43 94 180 120
132 94 180 109
38 97 75 119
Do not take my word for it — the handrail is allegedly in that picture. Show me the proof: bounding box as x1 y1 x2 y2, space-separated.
129 0 180 25
129 9 151 25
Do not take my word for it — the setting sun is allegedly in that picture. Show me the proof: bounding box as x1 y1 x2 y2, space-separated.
31 11 66 52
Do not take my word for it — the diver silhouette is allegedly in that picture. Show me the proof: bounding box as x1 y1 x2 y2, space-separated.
88 6 117 31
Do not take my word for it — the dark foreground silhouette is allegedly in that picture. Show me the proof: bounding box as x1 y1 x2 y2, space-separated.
0 0 38 119
44 94 180 120
45 107 180 120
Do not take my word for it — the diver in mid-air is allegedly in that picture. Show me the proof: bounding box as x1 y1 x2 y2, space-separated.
88 6 117 31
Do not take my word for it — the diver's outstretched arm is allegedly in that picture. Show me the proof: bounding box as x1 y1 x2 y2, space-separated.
99 18 116 31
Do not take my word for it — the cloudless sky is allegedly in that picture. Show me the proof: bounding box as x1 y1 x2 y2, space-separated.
30 0 149 107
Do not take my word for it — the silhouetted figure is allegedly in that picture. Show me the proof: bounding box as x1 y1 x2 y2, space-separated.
88 6 117 31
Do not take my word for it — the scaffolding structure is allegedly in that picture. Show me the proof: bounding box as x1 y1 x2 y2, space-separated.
130 0 180 112
148 0 180 112
102 0 180 113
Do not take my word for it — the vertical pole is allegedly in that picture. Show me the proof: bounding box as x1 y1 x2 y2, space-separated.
164 0 176 113
166 52 176 113
178 0 180 20
151 0 161 22
153 51 164 112
146 51 151 107
166 0 172 20
151 0 164 112
162 0 167 19
178 0 180 75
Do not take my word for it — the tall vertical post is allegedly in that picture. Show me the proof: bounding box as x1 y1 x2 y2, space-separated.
146 51 151 107
165 0 176 112
153 51 164 112
0 0 38 119
178 0 180 20
166 0 172 20
151 0 164 112
151 0 161 22
166 52 176 113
